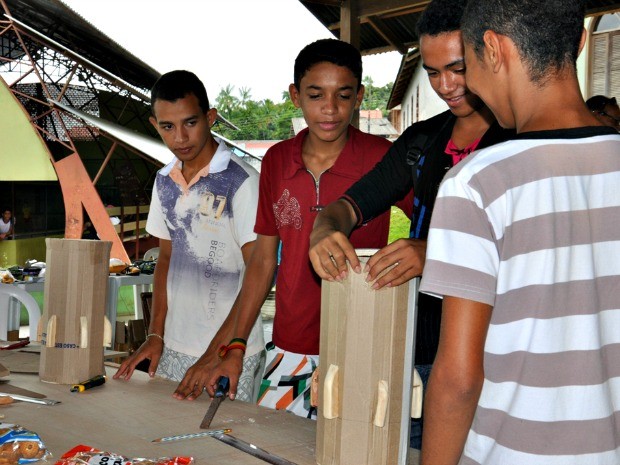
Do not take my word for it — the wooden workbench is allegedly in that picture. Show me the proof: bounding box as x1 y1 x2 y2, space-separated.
1 365 317 464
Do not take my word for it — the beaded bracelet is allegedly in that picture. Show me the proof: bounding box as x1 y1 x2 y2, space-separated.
146 333 164 342
218 337 247 359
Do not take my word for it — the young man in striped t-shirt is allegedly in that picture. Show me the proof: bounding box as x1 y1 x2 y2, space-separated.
419 1 620 464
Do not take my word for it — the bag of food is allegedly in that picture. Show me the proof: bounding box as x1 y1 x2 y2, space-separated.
109 258 128 274
0 423 50 464
55 445 193 465
0 270 15 284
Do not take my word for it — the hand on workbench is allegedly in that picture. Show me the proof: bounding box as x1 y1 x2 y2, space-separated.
172 349 221 400
364 238 426 290
204 351 243 400
113 336 163 381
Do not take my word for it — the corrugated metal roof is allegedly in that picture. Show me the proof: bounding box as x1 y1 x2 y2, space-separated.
1 0 239 129
2 0 160 92
299 0 426 55
300 1 620 57
53 99 262 170
387 49 420 110
52 99 175 166
299 1 620 110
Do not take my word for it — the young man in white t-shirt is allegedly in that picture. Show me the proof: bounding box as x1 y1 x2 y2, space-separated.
114 71 264 403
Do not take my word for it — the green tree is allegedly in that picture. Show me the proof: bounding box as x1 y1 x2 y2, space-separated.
213 79 393 140
215 84 302 140
215 84 238 118
239 87 252 109
362 78 393 116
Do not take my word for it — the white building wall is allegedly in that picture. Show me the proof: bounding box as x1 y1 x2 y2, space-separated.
399 60 447 132
577 17 594 97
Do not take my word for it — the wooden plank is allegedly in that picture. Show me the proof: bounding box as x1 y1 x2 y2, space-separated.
106 206 150 216
114 219 148 234
317 250 411 465
340 0 360 47
357 0 429 17
39 239 111 384
0 351 39 374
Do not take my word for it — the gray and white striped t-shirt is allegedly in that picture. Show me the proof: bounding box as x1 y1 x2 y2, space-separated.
421 127 620 465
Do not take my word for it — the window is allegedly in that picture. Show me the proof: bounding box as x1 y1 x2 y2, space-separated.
590 13 620 99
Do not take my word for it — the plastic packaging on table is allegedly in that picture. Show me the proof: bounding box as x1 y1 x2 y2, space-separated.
0 423 50 464
55 445 193 465
0 270 15 284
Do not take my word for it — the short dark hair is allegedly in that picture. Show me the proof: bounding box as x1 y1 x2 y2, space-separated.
293 39 362 90
150 70 210 115
586 95 618 112
417 0 467 37
462 0 586 84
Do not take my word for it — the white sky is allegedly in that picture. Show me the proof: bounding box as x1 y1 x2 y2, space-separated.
62 0 403 103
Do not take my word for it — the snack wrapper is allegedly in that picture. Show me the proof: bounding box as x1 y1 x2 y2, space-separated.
0 423 50 464
55 445 193 465
0 270 15 284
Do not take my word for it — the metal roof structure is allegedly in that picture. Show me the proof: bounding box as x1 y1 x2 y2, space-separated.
298 1 620 111
3 0 158 92
299 0 620 57
1 0 238 127
0 0 247 261
51 99 175 166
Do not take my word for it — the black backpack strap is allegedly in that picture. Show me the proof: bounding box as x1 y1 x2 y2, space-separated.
405 116 453 195
405 133 429 195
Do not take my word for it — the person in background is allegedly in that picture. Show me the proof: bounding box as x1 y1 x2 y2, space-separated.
205 39 412 419
114 70 265 403
419 0 620 463
308 0 513 447
586 94 620 131
0 208 14 240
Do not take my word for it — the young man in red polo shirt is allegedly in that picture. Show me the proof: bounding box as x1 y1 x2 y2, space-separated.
204 38 411 418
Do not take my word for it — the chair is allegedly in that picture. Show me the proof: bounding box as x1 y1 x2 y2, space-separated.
143 247 159 261
0 286 41 341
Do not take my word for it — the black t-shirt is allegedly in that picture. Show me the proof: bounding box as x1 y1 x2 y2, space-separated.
344 111 514 364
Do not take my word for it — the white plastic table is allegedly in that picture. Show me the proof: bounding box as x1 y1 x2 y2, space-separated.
0 275 153 342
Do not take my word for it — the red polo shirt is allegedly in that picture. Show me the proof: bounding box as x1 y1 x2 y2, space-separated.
255 126 409 355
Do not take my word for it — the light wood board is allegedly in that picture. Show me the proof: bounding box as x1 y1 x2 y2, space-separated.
2 367 317 464
0 351 40 374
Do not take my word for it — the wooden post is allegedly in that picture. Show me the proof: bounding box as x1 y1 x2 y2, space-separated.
39 238 111 384
340 0 361 130
317 249 416 465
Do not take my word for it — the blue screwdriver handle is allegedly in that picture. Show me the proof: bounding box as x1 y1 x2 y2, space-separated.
215 376 230 398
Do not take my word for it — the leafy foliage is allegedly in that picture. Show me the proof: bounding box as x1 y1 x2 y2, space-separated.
388 207 412 244
362 76 393 116
214 79 393 140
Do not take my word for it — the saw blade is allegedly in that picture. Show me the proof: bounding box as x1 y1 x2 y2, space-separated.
199 376 229 429
200 396 223 429
212 432 298 465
